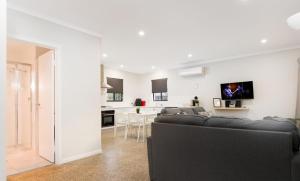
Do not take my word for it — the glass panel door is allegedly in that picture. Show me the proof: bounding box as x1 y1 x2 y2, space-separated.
6 63 32 148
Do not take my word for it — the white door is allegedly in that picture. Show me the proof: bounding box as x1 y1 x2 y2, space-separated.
38 50 55 162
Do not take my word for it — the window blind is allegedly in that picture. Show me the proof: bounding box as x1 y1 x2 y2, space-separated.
107 77 123 93
151 78 168 93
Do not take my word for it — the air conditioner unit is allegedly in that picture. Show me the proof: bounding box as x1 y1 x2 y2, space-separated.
179 67 205 76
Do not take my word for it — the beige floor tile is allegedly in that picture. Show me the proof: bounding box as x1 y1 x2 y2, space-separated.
6 145 52 176
8 129 150 181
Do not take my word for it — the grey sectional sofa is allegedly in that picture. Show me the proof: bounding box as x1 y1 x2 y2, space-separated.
147 108 300 181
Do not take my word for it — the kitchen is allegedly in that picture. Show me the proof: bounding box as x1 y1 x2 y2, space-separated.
100 64 168 142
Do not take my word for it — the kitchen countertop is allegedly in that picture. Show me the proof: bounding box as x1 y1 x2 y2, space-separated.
101 106 165 111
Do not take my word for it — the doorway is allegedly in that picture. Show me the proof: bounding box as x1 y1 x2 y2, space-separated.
6 39 55 175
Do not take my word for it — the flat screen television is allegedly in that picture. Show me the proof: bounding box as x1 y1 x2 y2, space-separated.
220 81 254 100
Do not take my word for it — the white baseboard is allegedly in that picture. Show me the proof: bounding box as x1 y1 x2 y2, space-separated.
57 149 102 165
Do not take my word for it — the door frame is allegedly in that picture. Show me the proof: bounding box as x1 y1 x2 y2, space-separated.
8 35 63 164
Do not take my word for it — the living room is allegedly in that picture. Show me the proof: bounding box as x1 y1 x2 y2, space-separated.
102 48 300 120
1 0 300 181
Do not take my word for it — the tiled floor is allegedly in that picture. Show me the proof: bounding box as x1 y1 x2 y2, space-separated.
6 145 52 176
8 128 150 181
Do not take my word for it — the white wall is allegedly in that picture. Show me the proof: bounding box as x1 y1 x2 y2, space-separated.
0 0 6 179
102 67 142 107
140 49 300 120
8 10 102 163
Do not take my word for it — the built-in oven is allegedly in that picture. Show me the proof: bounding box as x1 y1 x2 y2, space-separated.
101 110 115 128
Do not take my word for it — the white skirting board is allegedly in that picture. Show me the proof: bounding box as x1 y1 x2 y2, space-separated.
57 149 102 165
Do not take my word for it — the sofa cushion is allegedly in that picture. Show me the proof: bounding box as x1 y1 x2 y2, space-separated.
180 108 195 115
161 108 181 115
192 107 206 114
161 107 206 115
198 112 211 117
155 114 209 126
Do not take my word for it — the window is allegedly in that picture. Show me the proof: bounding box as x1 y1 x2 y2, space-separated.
107 77 123 102
151 78 168 101
153 92 168 101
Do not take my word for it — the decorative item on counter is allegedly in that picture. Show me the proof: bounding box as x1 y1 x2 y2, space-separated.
136 107 141 114
141 100 146 107
135 98 142 106
192 96 200 107
213 98 222 107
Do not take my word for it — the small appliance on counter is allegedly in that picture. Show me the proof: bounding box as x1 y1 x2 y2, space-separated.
135 98 142 106
192 96 199 107
134 98 146 107
141 100 146 106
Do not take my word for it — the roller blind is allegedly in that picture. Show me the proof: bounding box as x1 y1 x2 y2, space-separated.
152 78 168 93
107 77 123 93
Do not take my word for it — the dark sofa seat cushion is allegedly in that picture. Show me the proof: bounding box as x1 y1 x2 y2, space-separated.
192 107 206 114
161 107 206 115
179 108 195 115
155 115 209 126
161 108 181 115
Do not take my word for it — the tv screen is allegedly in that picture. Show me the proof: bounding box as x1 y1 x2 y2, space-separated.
221 81 254 100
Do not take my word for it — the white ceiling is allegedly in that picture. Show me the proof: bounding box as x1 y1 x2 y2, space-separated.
8 0 300 74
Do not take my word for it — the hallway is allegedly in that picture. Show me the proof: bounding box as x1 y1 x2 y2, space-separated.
8 129 150 181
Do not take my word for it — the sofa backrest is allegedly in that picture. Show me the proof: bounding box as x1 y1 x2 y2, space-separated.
155 115 300 152
154 114 209 126
150 122 293 181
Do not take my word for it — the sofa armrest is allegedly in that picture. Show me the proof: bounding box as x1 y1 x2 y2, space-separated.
292 153 300 181
147 137 154 181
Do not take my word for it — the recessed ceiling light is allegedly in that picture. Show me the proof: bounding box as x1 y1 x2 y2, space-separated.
102 53 108 58
151 66 156 69
120 64 124 68
260 38 268 44
138 30 145 37
188 54 193 58
287 12 300 30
